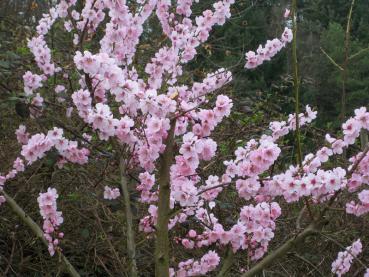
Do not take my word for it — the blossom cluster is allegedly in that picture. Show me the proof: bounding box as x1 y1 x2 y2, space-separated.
100 0 156 65
245 27 293 69
170 94 232 208
103 186 121 200
20 127 89 166
22 0 77 96
15 124 30 144
23 71 43 96
171 250 220 276
137 172 157 203
331 239 362 276
146 0 235 89
28 9 61 76
216 106 316 203
234 106 369 206
37 188 64 256
136 102 369 272
0 157 26 206
0 126 89 207
177 202 281 261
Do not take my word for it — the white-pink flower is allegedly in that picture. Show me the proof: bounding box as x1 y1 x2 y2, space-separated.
104 186 121 200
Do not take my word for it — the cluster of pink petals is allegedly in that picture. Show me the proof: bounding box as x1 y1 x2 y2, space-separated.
137 172 157 203
0 195 5 206
20 133 53 164
139 205 159 233
3 158 25 182
0 178 5 205
23 71 43 96
331 239 362 276
15 125 30 145
20 127 89 166
171 250 220 276
1 126 90 207
29 93 44 118
229 106 369 206
72 0 105 38
103 186 121 200
146 0 234 89
71 89 92 120
180 202 281 261
245 27 293 69
0 158 25 206
22 1 77 97
100 0 156 65
346 189 369 216
27 33 59 76
166 94 233 207
37 187 64 256
269 105 317 140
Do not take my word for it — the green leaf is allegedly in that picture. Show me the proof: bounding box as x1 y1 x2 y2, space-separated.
67 193 80 201
16 47 30 56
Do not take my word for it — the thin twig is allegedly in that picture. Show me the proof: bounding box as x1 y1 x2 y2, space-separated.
320 47 344 71
119 156 138 277
292 252 325 277
349 45 369 60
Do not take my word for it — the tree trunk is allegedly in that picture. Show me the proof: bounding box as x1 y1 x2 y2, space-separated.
155 120 176 277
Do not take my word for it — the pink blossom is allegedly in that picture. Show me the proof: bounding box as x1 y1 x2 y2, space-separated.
0 196 5 206
245 27 293 69
23 71 43 95
331 239 362 276
37 187 64 256
104 186 121 200
15 125 29 144
55 85 65 93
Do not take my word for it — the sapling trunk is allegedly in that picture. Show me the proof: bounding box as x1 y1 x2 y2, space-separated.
155 120 176 277
119 156 138 277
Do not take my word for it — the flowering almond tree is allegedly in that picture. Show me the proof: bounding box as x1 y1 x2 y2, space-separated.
1 0 369 276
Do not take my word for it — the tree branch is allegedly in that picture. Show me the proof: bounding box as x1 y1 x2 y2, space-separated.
241 222 321 277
